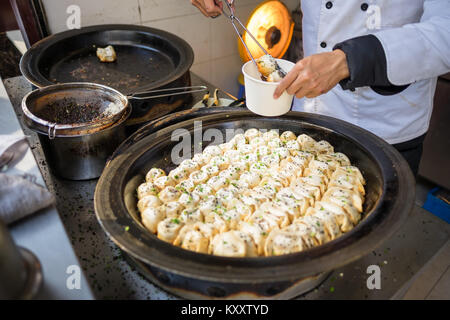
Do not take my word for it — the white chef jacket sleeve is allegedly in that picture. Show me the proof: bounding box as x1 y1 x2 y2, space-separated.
373 0 450 85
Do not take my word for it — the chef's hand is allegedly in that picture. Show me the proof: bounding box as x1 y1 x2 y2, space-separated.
190 0 233 18
274 50 350 99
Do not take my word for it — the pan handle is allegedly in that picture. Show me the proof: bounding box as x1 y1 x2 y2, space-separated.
128 86 208 100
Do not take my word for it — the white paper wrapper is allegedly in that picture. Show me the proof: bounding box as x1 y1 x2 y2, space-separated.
0 173 54 224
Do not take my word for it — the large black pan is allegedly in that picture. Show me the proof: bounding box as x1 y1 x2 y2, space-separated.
20 24 194 129
94 108 415 299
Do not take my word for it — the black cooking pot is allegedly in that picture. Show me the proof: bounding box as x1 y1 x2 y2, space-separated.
94 108 415 299
20 24 194 131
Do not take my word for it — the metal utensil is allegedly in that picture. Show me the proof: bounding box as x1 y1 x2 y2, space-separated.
35 86 206 132
222 1 287 81
22 83 132 180
22 81 207 180
129 85 207 100
222 1 269 79
22 82 208 140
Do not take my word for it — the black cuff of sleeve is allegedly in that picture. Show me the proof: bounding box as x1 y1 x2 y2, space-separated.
370 84 410 95
333 35 409 95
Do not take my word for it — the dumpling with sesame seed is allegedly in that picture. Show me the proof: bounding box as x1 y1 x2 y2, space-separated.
136 129 365 257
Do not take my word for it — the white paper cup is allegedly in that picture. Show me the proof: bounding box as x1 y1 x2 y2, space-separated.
242 59 295 117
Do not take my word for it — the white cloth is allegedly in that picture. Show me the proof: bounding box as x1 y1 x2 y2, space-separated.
0 173 54 224
294 0 450 144
0 136 54 224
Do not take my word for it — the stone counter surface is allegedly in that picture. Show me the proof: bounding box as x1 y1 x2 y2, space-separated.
3 74 449 300
1 76 93 299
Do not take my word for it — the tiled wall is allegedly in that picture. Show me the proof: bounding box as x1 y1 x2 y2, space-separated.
41 0 300 96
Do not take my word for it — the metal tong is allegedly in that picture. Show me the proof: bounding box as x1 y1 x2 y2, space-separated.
129 86 208 100
222 0 270 78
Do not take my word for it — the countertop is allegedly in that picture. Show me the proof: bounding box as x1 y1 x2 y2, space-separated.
3 73 449 299
0 76 94 299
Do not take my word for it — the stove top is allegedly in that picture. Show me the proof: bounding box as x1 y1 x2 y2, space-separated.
3 73 449 300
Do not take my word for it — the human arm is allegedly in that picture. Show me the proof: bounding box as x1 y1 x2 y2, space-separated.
190 0 234 18
275 0 450 99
